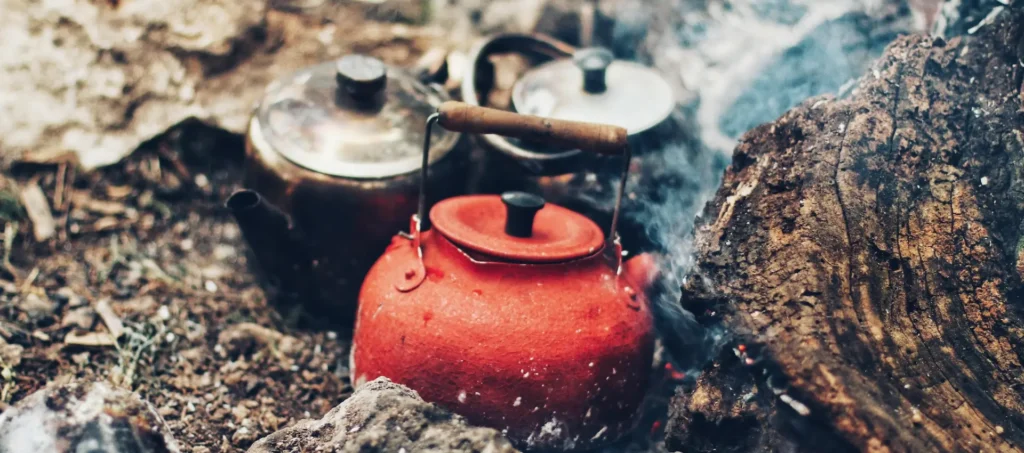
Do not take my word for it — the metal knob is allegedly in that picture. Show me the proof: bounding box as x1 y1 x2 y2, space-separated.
336 55 387 101
573 48 613 94
501 192 545 238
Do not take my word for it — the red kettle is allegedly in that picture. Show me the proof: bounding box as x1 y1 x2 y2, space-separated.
351 102 656 451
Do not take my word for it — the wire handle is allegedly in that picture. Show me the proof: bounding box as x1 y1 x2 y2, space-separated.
416 102 632 267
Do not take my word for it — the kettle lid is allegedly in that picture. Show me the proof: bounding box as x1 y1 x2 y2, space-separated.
511 48 675 135
430 193 604 263
253 54 459 179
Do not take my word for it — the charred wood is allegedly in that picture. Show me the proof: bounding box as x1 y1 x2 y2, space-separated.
670 6 1024 453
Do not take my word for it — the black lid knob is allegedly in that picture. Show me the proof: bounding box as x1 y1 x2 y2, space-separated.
501 192 545 238
336 55 387 101
573 48 613 94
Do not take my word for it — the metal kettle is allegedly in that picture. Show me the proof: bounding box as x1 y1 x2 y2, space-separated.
351 102 657 451
229 54 468 323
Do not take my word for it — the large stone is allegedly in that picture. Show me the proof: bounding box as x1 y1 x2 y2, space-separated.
0 380 180 452
0 0 264 168
0 0 448 169
248 377 518 453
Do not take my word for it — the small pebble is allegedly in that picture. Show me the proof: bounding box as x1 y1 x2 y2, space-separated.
981 176 989 186
54 287 85 307
71 352 90 365
157 305 171 321
20 293 56 319
213 245 236 260
204 281 217 293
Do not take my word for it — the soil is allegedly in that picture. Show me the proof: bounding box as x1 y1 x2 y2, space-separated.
0 123 353 452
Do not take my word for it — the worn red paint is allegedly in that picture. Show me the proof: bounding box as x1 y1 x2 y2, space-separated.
352 195 656 451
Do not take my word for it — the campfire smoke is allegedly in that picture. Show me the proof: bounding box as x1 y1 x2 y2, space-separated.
587 0 925 377
428 0 938 450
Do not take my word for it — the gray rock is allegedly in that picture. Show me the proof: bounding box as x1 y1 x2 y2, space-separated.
18 293 56 321
61 306 97 330
0 338 23 368
0 0 265 168
2 0 465 169
248 377 519 453
0 380 180 453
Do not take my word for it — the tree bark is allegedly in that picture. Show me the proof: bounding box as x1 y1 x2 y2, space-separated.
669 6 1024 453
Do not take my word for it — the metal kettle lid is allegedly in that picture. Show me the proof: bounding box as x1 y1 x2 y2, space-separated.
511 48 675 135
430 193 604 263
253 54 459 179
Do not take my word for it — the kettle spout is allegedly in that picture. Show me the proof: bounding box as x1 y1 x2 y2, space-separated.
622 252 659 293
226 190 313 303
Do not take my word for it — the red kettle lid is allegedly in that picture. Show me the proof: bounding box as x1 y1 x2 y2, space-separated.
429 192 604 263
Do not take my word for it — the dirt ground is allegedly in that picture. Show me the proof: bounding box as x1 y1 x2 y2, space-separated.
0 123 354 452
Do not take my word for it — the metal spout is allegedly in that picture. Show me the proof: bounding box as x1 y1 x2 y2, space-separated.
226 190 313 305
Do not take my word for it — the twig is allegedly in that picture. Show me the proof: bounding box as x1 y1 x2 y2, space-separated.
64 331 116 347
96 299 125 339
2 222 17 280
62 166 75 210
59 165 75 242
54 163 67 210
19 267 39 293
18 182 55 242
98 236 123 284
156 143 193 189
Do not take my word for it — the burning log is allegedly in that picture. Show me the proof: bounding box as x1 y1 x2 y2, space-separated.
670 6 1024 453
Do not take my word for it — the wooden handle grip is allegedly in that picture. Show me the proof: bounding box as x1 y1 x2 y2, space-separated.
436 101 628 155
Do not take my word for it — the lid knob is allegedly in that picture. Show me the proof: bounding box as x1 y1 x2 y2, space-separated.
336 55 387 101
501 192 546 238
573 48 613 94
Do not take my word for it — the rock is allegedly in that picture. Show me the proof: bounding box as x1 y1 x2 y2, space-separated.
231 423 259 448
0 380 180 452
217 322 305 357
53 287 87 308
0 337 23 368
61 306 97 330
2 0 454 170
18 293 56 321
0 0 264 169
440 0 548 35
248 377 518 453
